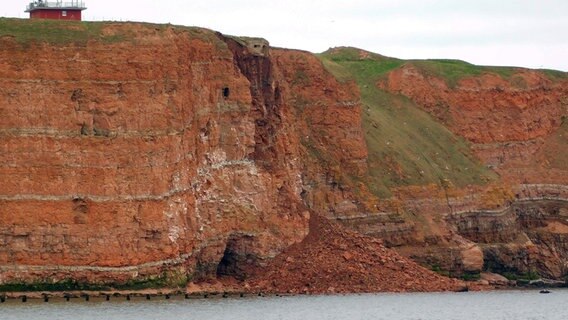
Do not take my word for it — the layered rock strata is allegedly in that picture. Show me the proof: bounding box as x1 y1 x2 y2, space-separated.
380 65 568 184
0 24 315 285
362 63 568 279
1 20 567 290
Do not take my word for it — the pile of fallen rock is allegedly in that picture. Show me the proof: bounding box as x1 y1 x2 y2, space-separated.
243 214 466 294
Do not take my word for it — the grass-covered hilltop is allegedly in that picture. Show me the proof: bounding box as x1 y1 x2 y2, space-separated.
319 48 503 197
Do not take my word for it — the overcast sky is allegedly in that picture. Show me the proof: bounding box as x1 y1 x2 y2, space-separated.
4 0 568 71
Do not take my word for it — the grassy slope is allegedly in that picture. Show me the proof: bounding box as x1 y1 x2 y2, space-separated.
319 48 497 197
407 60 568 88
320 47 567 88
0 18 220 46
0 17 124 44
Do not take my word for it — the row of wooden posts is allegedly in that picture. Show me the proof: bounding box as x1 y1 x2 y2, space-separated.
0 292 265 303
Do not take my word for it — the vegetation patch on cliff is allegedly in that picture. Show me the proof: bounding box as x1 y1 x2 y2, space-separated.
319 47 496 197
0 280 107 292
0 272 187 293
0 18 123 44
321 46 568 88
409 59 518 88
0 18 222 47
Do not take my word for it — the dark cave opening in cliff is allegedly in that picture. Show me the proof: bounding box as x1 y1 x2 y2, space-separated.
222 87 230 98
216 248 239 277
216 235 253 280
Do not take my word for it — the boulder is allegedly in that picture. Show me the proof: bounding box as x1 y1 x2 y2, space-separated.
461 245 484 272
480 272 510 286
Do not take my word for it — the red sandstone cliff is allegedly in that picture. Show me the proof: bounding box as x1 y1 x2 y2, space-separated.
0 22 311 286
371 57 568 280
379 64 568 185
0 20 567 292
0 20 435 292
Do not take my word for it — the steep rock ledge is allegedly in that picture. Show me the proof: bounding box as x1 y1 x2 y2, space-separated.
446 185 568 279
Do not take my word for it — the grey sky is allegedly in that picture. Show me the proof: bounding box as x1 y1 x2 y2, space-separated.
4 0 568 71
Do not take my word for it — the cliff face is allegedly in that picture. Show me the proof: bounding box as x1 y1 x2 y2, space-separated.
1 19 567 290
377 62 568 279
320 48 568 280
0 22 315 285
0 20 380 289
380 65 568 185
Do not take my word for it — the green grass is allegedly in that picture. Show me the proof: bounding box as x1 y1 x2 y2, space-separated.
540 69 568 81
0 18 125 44
111 273 186 290
0 272 188 292
0 18 222 47
0 280 108 292
502 271 541 281
409 59 520 88
403 58 567 86
319 47 496 197
430 264 451 277
461 272 481 281
320 47 404 83
320 47 568 88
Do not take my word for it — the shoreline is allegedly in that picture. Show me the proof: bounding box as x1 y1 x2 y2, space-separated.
1 282 564 302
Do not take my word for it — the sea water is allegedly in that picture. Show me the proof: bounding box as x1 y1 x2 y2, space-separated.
1 290 566 320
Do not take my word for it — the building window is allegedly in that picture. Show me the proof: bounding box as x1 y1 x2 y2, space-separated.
62 11 67 17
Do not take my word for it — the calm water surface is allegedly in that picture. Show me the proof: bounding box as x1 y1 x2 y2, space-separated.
1 290 566 320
